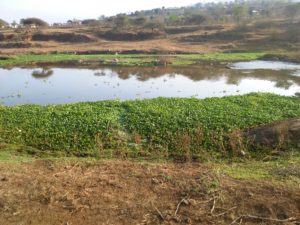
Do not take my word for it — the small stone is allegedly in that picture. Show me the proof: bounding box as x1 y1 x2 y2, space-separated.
188 199 197 206
171 216 181 223
164 215 172 221
182 199 189 205
151 178 160 184
240 150 246 156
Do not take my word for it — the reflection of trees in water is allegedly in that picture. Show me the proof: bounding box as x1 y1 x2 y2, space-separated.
292 71 300 77
274 80 294 90
32 68 54 79
225 75 241 85
245 70 300 90
107 66 226 82
93 66 300 91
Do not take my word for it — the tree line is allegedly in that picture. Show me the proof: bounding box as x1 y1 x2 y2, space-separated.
1 0 300 29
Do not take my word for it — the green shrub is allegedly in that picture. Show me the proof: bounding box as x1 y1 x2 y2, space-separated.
0 93 300 158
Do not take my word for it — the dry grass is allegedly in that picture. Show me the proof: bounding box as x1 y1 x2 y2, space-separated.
0 160 299 225
1 19 299 55
0 19 299 56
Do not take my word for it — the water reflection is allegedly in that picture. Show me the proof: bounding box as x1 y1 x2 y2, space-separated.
0 64 300 105
292 70 300 77
229 60 300 70
32 68 54 79
97 65 300 87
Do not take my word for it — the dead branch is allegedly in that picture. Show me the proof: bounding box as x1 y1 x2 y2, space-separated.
210 196 217 214
243 214 297 222
239 218 243 224
213 206 237 217
53 163 80 177
230 216 242 225
198 197 214 205
174 198 187 216
231 214 297 224
153 205 164 220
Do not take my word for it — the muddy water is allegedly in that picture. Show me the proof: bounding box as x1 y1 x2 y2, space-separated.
1 62 300 105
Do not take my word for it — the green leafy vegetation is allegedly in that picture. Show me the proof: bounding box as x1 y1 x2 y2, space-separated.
0 93 300 159
0 101 122 156
0 52 265 67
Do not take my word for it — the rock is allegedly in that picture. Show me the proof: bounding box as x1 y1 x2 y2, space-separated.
243 118 300 149
182 199 189 205
171 216 181 223
151 178 160 184
188 199 197 206
240 150 246 156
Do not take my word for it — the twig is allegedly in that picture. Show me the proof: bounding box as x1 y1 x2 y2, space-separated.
210 196 217 214
230 216 242 225
231 214 297 224
239 218 243 224
53 163 80 177
213 206 237 217
243 214 297 222
174 198 187 216
198 197 214 205
153 205 164 220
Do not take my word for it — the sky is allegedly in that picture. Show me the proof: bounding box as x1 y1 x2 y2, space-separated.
0 0 221 23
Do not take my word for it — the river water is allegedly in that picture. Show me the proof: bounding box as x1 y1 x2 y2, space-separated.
1 61 300 105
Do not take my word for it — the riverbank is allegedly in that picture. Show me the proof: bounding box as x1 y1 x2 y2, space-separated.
261 53 300 64
1 93 300 159
0 52 265 67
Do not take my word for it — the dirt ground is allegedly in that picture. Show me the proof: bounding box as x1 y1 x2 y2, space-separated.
0 160 299 225
0 19 299 55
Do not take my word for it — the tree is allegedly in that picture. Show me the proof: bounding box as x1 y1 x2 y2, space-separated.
285 3 300 21
98 15 106 21
145 20 164 32
208 4 227 22
185 14 206 25
132 16 148 27
232 5 249 22
0 19 9 27
114 14 129 28
20 18 49 27
11 20 18 28
82 19 100 26
167 14 181 25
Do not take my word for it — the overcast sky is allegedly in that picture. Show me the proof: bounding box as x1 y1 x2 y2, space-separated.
0 0 223 23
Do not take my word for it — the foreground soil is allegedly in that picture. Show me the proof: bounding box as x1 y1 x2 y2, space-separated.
0 160 299 225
